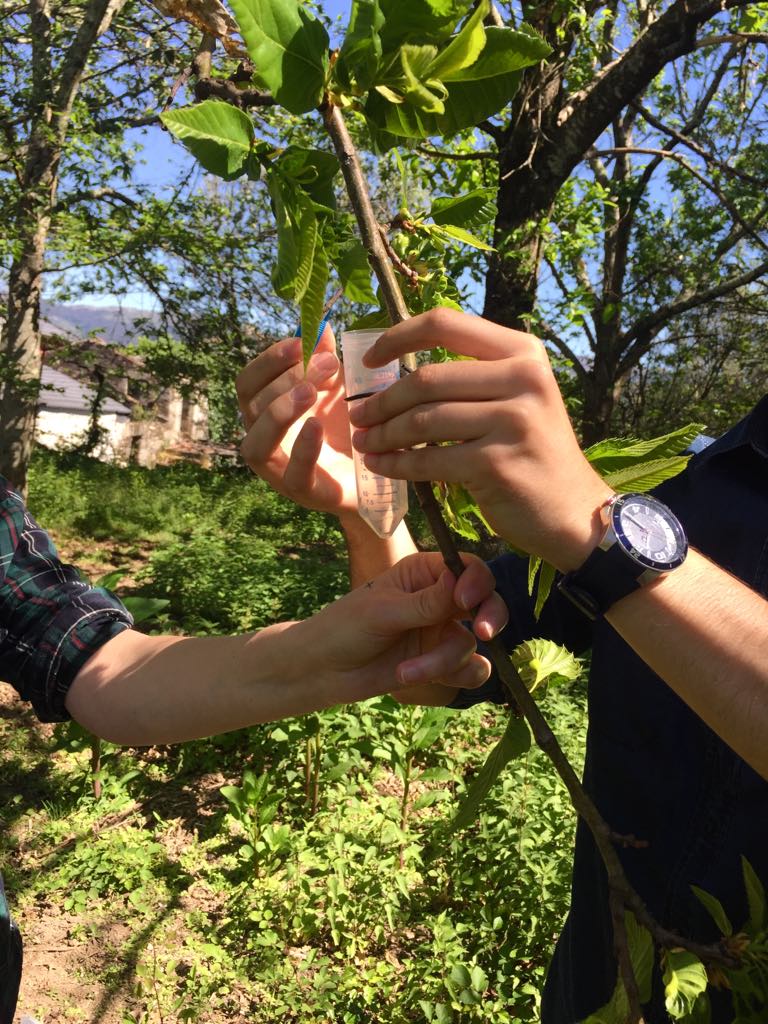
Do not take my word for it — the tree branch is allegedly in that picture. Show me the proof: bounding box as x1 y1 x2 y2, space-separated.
477 119 506 144
52 186 139 213
631 98 768 188
624 43 738 224
509 0 756 221
53 0 128 135
93 111 160 133
418 146 498 161
193 76 275 109
322 103 410 326
543 253 597 352
619 258 768 375
696 32 768 48
591 146 768 258
537 317 589 380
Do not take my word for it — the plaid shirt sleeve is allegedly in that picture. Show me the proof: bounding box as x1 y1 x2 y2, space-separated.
0 478 133 723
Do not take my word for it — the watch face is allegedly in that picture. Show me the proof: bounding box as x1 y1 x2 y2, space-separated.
611 494 688 571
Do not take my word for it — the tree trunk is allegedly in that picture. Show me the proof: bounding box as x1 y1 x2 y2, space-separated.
0 138 57 493
0 0 124 492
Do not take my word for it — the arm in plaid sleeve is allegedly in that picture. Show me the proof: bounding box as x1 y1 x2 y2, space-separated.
0 479 133 722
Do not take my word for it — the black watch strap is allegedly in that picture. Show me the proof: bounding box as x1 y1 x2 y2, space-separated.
557 543 649 620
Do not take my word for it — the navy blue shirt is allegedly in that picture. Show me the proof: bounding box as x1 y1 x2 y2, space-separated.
457 395 768 1023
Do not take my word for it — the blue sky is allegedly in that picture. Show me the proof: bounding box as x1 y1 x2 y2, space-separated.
74 0 356 310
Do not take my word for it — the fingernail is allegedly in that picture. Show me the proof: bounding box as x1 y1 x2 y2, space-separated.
308 352 338 379
293 382 314 403
397 665 420 685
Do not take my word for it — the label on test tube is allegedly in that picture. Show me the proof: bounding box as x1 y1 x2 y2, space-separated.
341 329 408 538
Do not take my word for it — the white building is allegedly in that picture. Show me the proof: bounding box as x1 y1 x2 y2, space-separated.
37 365 133 461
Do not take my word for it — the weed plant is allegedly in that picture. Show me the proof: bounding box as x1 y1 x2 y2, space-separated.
6 450 589 1022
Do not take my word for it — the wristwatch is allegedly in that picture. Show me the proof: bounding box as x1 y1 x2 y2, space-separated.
557 493 688 619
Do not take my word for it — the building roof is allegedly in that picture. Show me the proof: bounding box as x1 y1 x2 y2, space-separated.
39 366 131 416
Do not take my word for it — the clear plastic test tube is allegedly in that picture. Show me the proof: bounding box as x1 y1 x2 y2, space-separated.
341 329 408 538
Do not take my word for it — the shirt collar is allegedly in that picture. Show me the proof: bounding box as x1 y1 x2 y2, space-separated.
748 393 768 457
699 394 768 461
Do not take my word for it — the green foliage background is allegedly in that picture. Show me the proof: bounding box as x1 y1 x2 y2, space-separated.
0 451 587 1022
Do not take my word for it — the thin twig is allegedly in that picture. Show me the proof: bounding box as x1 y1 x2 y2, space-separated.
418 146 498 161
378 224 420 288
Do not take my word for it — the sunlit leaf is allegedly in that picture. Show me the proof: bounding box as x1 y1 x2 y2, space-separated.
293 191 319 302
511 638 581 693
267 172 301 299
601 456 692 493
334 240 377 304
229 0 329 114
160 100 254 180
95 569 126 591
300 240 329 367
277 146 339 208
121 596 170 624
444 25 550 81
412 707 451 749
584 424 705 473
430 187 496 228
663 950 708 1019
427 0 488 81
533 560 556 619
366 27 548 139
378 0 466 49
429 223 495 251
334 0 384 95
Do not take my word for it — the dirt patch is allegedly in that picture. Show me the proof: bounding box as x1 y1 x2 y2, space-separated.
15 907 141 1024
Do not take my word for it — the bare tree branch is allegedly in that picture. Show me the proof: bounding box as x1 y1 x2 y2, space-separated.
631 98 768 188
418 146 498 162
619 258 768 375
696 32 768 48
52 186 139 213
193 76 275 109
53 0 128 135
477 119 506 144
591 146 768 258
510 0 756 221
537 317 589 380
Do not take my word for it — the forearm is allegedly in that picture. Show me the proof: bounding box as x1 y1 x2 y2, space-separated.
65 623 327 745
606 548 768 779
340 515 418 587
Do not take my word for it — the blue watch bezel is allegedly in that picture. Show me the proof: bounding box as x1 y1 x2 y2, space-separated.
608 493 688 573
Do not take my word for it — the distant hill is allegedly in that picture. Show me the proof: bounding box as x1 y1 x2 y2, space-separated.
40 301 164 345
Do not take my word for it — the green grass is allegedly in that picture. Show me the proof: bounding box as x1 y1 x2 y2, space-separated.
6 450 589 1022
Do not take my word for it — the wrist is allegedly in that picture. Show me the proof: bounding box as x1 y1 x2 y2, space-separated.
550 486 616 573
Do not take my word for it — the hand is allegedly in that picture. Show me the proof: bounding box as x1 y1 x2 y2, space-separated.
348 309 614 572
298 551 508 703
236 325 359 517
